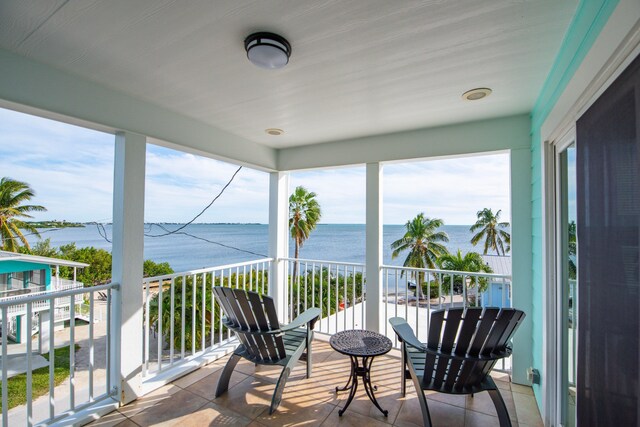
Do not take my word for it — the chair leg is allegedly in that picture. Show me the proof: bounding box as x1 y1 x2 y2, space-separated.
270 365 292 414
215 353 241 397
269 335 308 414
488 389 512 427
306 329 313 379
408 371 432 427
401 344 407 397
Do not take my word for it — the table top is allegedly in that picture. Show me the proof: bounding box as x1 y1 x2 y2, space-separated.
329 329 392 357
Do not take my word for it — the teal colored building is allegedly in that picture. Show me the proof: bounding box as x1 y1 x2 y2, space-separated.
0 250 88 343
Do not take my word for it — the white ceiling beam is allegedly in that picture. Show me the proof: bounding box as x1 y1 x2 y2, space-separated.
277 114 530 171
0 48 277 171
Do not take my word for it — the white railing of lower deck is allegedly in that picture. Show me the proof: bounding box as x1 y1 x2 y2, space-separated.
3 281 84 317
141 259 272 380
0 282 118 427
282 258 367 335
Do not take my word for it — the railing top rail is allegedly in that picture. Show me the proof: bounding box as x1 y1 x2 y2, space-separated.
381 264 511 280
280 257 366 268
0 283 84 301
0 282 119 308
142 258 274 283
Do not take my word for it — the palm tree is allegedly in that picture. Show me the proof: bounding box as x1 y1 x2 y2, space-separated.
391 213 449 298
438 250 493 298
470 208 511 256
289 186 322 282
0 177 46 252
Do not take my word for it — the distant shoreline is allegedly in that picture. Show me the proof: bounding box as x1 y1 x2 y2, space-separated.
27 221 84 229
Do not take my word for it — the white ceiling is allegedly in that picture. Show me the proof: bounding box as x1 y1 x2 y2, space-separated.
0 0 577 149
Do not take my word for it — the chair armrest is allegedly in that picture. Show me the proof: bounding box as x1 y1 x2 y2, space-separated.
389 317 426 351
281 307 321 332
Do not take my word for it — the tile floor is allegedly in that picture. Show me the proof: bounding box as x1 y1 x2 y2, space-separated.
88 337 543 426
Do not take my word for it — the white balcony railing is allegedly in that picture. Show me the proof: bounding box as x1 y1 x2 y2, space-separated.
0 256 514 426
3 280 84 317
282 258 367 335
0 282 118 427
280 258 512 343
141 258 272 383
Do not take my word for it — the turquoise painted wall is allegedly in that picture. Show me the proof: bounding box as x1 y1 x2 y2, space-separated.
0 260 52 288
529 0 619 410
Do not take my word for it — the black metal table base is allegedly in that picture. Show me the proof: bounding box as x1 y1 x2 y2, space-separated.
335 355 388 417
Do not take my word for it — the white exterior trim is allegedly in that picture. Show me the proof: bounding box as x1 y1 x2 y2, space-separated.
268 172 290 323
0 251 89 268
365 163 383 333
278 114 530 171
111 131 146 404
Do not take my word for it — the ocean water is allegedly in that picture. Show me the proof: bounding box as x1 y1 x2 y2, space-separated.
29 224 482 272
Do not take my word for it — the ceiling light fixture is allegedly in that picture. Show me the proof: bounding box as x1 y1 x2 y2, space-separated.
245 32 291 69
265 128 284 136
462 88 492 101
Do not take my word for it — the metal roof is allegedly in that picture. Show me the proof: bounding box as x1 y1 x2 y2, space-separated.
0 251 89 268
481 255 512 277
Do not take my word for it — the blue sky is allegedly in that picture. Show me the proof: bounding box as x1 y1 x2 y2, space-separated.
0 107 510 225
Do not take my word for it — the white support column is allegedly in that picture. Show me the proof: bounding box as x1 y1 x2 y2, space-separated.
365 163 383 332
268 172 290 322
510 147 533 385
111 131 146 405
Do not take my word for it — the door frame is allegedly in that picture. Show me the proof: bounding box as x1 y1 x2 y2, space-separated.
541 32 640 426
542 127 575 427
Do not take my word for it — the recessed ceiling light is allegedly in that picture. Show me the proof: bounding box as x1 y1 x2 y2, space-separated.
265 128 284 136
245 32 291 69
462 88 492 101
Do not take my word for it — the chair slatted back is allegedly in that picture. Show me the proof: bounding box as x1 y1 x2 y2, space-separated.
213 287 287 361
423 307 525 392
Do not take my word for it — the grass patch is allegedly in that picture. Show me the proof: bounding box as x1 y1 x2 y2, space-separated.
1 345 79 411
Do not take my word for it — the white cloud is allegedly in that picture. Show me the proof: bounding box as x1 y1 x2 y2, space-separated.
0 108 115 222
290 167 366 224
144 144 269 223
383 154 511 224
289 154 510 226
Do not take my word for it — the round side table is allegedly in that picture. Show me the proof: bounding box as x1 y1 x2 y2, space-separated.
329 329 392 417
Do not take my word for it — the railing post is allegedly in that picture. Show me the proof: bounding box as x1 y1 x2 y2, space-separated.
111 131 146 404
268 172 290 322
366 162 383 332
